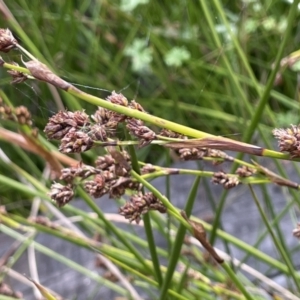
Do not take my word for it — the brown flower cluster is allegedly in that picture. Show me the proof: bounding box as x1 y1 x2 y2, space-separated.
0 28 17 53
235 165 256 177
44 92 158 153
44 110 93 153
293 223 300 239
48 152 166 223
119 192 167 224
212 171 239 189
177 147 233 164
48 182 74 207
49 151 141 207
7 62 28 84
0 99 32 126
273 125 300 158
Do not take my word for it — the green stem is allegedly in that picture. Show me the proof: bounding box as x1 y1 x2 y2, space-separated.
125 133 163 286
249 185 300 292
77 187 154 276
130 170 183 223
222 263 255 300
159 177 200 300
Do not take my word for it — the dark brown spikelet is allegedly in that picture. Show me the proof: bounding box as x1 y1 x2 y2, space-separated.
95 151 130 174
236 166 256 177
0 102 32 126
212 171 239 189
159 129 186 139
107 91 128 106
273 125 300 158
104 91 128 125
141 163 157 174
92 107 111 124
128 100 146 112
60 163 99 182
119 192 167 224
89 124 108 141
44 110 90 140
59 129 94 153
15 106 32 125
126 118 156 147
7 62 28 84
109 177 141 199
0 28 17 52
178 147 208 160
84 174 109 198
95 153 116 170
49 183 74 207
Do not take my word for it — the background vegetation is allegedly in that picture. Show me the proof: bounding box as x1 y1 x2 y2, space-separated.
1 0 300 299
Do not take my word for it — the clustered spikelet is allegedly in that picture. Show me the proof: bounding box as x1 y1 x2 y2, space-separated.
48 183 74 207
273 125 300 158
44 92 158 152
141 163 157 174
119 192 167 224
59 129 94 153
50 151 140 203
0 99 33 126
178 147 209 160
293 223 300 239
60 162 99 182
48 150 166 223
44 91 245 221
177 147 232 164
0 28 17 53
7 62 28 84
126 118 156 147
44 110 90 141
236 166 256 177
44 91 234 164
159 128 186 139
212 171 239 189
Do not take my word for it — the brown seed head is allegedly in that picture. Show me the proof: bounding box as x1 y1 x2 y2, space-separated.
107 91 128 106
141 163 157 174
178 147 208 160
59 129 94 153
49 183 74 207
212 171 239 189
159 128 186 139
92 107 111 124
89 124 108 141
44 110 90 140
60 163 99 182
7 62 28 84
15 106 32 125
236 166 256 177
119 192 167 224
126 118 156 147
84 174 109 198
0 28 17 52
273 125 300 158
129 100 146 112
